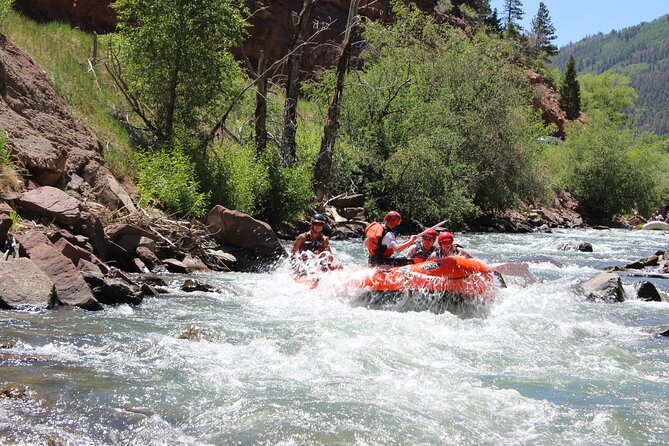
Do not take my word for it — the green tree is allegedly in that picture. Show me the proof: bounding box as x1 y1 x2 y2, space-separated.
531 2 558 58
502 0 524 34
111 0 246 148
559 55 581 120
334 3 546 224
579 71 638 126
561 118 656 219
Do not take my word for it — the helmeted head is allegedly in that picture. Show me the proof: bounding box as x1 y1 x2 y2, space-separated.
311 213 326 229
438 231 454 248
384 211 402 228
422 229 437 247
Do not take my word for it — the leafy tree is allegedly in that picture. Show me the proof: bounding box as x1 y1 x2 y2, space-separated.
333 3 547 224
531 2 558 58
579 71 638 126
111 0 246 148
502 0 524 34
559 55 581 119
560 117 657 219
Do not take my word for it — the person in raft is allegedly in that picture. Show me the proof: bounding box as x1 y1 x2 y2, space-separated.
291 213 341 275
430 231 471 259
365 210 417 267
405 229 437 263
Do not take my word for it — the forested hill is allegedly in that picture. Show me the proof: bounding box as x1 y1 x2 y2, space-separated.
553 14 669 135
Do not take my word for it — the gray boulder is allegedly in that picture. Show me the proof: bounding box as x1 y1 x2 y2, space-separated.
0 258 56 309
575 272 627 302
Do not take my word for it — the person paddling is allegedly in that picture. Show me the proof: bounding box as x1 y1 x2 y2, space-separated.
406 229 437 263
291 214 340 276
365 211 416 267
430 231 471 259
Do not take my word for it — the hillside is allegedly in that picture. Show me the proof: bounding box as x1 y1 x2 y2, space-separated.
553 14 669 135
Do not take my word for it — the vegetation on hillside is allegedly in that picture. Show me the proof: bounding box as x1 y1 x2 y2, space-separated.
554 15 669 134
3 1 669 226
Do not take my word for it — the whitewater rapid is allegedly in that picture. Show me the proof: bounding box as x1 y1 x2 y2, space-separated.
1 229 668 445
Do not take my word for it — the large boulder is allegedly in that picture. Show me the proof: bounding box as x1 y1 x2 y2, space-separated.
206 205 286 270
16 230 101 310
18 186 81 225
0 257 56 309
575 272 627 303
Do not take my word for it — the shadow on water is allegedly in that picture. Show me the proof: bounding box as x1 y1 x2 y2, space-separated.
350 289 492 319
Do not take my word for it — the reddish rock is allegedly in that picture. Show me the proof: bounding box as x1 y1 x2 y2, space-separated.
182 255 211 273
0 213 11 243
527 70 568 139
53 237 95 266
163 258 188 274
18 186 81 225
16 230 101 310
206 205 285 258
135 246 163 272
13 0 117 33
0 257 56 309
0 202 12 215
77 258 103 275
81 271 142 306
132 257 149 273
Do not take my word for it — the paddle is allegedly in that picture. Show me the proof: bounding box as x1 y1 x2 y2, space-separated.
418 220 449 237
491 262 530 277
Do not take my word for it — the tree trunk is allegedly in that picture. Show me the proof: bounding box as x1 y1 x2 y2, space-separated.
255 50 268 157
313 0 359 202
280 0 315 166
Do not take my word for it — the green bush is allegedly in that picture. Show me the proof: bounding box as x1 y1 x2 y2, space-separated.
198 144 312 224
135 148 209 218
561 120 656 219
335 5 547 224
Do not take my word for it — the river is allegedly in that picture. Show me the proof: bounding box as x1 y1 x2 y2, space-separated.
1 229 668 445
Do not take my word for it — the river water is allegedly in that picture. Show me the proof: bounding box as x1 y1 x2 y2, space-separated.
1 229 668 445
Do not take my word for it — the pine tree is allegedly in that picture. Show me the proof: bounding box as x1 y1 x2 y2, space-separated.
531 2 558 58
502 0 524 33
559 55 581 120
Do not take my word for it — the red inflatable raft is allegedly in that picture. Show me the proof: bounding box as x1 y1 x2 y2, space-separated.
361 256 494 298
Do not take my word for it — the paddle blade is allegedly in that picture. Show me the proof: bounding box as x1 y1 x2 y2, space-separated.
492 262 530 277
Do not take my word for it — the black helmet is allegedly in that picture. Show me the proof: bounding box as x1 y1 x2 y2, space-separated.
311 213 326 224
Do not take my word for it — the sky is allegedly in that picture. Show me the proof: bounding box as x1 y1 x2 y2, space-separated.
489 0 669 47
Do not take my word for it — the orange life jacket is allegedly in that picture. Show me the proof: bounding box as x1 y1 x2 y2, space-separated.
364 222 394 259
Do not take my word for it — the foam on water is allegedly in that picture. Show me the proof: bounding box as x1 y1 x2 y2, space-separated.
1 229 668 444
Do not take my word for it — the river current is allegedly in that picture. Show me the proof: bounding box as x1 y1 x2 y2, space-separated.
1 229 668 445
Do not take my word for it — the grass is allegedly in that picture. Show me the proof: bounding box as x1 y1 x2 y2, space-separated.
2 11 135 179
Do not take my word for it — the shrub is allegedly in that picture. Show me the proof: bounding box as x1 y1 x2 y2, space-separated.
135 148 209 218
561 120 656 219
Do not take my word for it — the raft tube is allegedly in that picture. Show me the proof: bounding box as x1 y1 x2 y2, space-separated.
641 221 669 230
361 256 494 298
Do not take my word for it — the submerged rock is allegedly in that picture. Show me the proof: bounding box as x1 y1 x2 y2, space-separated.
177 325 216 342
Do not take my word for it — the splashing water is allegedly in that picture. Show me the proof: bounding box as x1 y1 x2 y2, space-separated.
1 229 668 445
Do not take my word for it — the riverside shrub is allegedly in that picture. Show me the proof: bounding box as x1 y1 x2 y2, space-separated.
561 120 656 219
336 3 546 224
135 149 209 218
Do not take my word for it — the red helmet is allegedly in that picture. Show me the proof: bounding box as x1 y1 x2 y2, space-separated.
423 229 437 240
438 231 454 244
384 211 401 223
